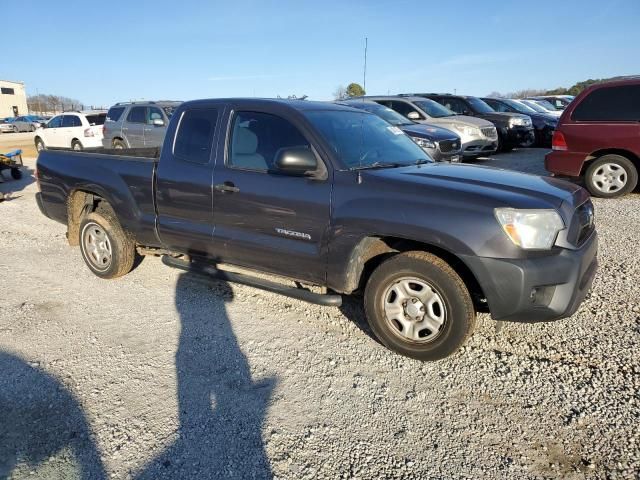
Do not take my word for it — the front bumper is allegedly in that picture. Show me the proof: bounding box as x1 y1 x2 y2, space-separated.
461 232 598 322
505 126 535 147
462 138 497 158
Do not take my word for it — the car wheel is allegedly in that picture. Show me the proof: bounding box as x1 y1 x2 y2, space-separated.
71 140 83 151
364 251 476 361
12 125 18 133
30 125 35 132
10 168 22 180
112 139 126 149
585 154 638 198
35 137 45 152
79 208 135 279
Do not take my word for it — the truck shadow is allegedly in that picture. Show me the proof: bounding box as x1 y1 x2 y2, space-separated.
0 166 35 200
0 350 107 479
135 272 276 479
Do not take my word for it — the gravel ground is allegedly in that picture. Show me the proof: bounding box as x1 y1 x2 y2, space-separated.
1 149 639 479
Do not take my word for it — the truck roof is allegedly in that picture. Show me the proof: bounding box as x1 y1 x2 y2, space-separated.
180 98 362 113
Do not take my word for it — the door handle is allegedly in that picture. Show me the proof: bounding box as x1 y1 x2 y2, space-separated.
214 182 240 193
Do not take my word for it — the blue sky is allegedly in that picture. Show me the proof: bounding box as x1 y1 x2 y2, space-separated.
1 0 638 107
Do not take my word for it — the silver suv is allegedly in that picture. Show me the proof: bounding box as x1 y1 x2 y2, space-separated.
361 96 498 159
102 101 181 149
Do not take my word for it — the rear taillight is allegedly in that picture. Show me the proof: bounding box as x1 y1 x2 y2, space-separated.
103 124 106 135
34 167 41 191
552 131 567 151
84 128 95 137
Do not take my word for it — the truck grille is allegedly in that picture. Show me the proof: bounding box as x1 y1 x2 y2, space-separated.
481 127 497 140
438 139 460 153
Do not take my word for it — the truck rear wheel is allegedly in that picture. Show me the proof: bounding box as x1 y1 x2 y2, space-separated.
584 154 638 198
364 251 476 361
79 208 135 279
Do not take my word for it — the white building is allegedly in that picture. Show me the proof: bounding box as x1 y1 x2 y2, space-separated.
0 79 28 118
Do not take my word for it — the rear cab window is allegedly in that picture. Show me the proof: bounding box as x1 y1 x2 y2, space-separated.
571 85 640 122
173 109 219 164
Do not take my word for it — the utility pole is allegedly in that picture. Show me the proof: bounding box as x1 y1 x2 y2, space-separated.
363 37 368 93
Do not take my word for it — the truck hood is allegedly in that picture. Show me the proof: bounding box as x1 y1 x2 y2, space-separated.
479 111 529 124
364 163 581 209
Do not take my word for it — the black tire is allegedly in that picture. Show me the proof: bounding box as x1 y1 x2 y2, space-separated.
12 125 18 133
10 168 22 180
364 251 476 361
79 208 135 279
584 154 638 199
30 125 35 132
35 137 46 152
71 140 83 151
112 138 126 149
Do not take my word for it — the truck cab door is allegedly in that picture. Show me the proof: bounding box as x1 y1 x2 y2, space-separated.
211 107 331 285
155 107 221 256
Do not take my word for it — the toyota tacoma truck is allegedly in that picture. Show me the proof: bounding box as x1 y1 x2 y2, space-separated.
35 99 598 361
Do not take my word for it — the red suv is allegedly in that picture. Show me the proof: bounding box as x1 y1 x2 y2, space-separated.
545 78 639 198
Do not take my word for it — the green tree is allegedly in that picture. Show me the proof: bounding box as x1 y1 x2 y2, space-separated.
346 82 366 97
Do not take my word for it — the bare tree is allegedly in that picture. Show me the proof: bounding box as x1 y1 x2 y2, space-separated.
333 85 348 100
27 94 84 114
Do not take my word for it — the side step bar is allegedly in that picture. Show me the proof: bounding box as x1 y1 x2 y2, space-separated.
162 256 343 307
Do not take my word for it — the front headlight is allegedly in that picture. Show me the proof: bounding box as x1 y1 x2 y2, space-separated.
454 125 478 137
494 208 565 250
411 136 435 149
509 117 532 127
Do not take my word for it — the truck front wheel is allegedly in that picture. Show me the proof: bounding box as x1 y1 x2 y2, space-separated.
364 251 476 361
79 208 135 279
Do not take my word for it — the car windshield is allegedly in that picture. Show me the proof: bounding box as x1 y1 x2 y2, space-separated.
414 100 456 118
520 100 547 113
502 99 536 114
348 103 413 126
305 110 432 169
467 97 495 113
533 99 558 111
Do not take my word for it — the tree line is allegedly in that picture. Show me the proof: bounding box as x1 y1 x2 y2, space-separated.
487 76 631 99
27 94 87 114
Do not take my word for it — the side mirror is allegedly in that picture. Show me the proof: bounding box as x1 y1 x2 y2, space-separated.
407 111 421 120
461 110 471 116
152 119 165 126
274 146 317 175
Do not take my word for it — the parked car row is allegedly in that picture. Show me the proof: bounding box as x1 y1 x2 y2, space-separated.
0 115 47 133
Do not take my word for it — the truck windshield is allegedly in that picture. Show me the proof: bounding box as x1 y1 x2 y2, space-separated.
467 97 495 114
305 110 432 169
520 100 547 113
414 100 456 118
502 99 536 114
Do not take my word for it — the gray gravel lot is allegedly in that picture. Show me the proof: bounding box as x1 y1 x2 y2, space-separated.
1 149 639 479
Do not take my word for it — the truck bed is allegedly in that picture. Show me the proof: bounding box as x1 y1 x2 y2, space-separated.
36 149 159 246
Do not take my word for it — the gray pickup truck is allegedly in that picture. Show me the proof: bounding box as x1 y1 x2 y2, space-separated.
36 98 598 360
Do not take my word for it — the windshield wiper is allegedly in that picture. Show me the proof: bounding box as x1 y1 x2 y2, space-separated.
349 161 403 171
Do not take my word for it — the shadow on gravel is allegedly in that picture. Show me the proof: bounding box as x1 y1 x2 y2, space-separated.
338 295 383 346
135 272 276 479
0 351 106 479
0 166 35 198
